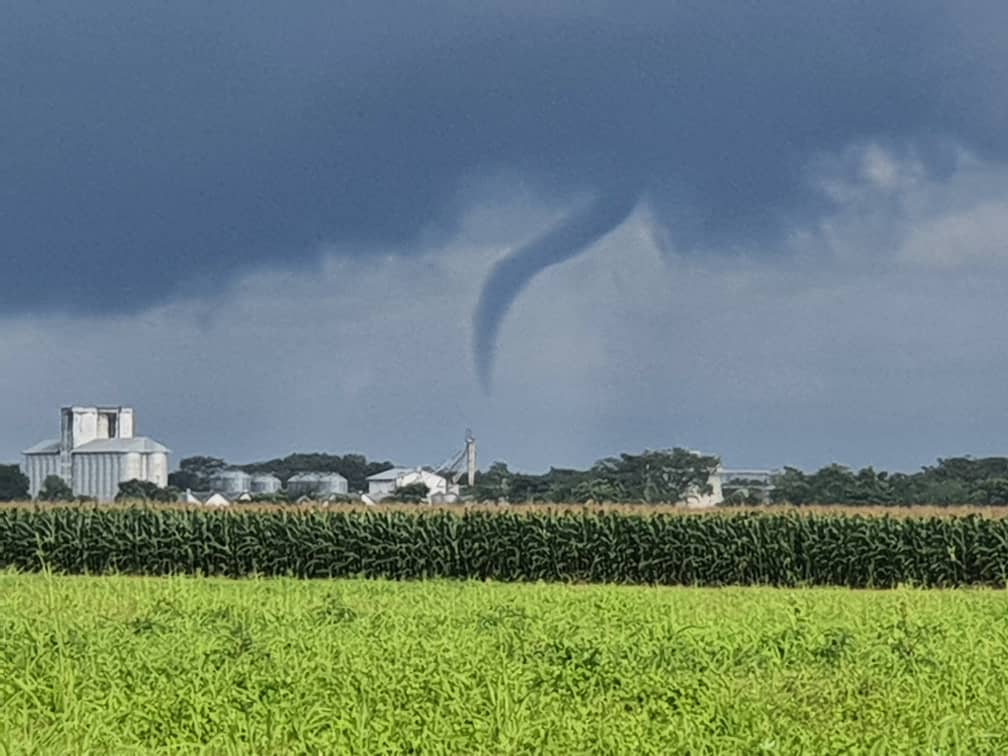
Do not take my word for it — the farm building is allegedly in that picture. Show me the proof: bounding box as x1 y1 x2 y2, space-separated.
366 467 449 502
204 493 231 506
286 472 348 498
22 406 169 502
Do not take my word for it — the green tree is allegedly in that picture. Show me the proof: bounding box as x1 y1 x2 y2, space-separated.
117 479 181 502
606 449 719 503
470 461 513 501
389 482 430 504
544 468 589 502
39 475 73 502
770 467 811 504
976 478 1008 505
169 456 227 491
167 469 203 491
571 477 626 503
508 473 553 503
0 464 30 501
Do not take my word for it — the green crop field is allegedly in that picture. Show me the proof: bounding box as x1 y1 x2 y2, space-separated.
2 573 1008 754
7 504 1008 587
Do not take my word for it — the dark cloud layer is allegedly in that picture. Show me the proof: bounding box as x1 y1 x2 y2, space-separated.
3 1 1006 319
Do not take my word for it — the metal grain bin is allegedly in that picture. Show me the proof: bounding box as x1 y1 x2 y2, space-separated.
209 469 251 496
286 472 348 497
249 473 282 494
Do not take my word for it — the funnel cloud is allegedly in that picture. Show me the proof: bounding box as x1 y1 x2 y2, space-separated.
3 2 1008 407
473 190 639 391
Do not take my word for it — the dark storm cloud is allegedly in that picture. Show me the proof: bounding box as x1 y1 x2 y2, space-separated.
3 0 1006 320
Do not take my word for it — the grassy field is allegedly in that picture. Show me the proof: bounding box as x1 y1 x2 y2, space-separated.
2 574 1008 754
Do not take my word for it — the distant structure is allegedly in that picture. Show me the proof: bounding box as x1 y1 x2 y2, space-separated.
249 473 282 495
465 430 477 487
682 472 724 508
286 472 348 498
365 431 477 504
437 430 476 487
22 406 169 502
716 468 777 504
366 468 449 502
208 469 251 497
204 493 231 507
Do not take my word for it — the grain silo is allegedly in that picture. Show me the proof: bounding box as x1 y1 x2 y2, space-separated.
209 469 251 496
249 473 282 495
286 472 348 498
22 406 169 502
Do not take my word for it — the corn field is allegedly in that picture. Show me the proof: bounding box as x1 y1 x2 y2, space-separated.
3 504 1008 587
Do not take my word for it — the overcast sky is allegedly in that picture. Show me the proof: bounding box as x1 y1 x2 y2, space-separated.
3 2 1007 473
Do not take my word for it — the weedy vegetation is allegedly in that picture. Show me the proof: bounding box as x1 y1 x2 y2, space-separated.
4 504 1008 753
1 574 1007 753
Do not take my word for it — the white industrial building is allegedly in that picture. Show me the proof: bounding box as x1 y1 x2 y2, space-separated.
22 406 169 502
367 467 450 502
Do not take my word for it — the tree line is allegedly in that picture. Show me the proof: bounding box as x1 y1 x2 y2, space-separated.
468 449 720 504
768 457 1008 506
6 453 1008 505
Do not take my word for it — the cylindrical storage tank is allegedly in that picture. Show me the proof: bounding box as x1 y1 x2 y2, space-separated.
316 473 349 495
285 473 320 498
286 472 349 498
209 469 251 496
149 452 169 488
124 452 142 482
249 474 282 494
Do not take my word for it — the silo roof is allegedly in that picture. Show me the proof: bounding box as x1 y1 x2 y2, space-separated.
366 467 416 481
72 437 170 454
22 439 60 455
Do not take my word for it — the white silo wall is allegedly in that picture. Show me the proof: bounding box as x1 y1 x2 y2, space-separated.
314 474 348 495
287 473 348 497
209 470 252 496
149 453 168 488
24 454 61 498
72 452 127 502
250 474 282 494
124 452 142 482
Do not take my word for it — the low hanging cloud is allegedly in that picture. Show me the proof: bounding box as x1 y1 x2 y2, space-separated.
3 2 1007 389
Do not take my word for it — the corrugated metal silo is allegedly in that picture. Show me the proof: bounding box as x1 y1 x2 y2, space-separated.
287 472 349 497
249 473 282 494
209 469 251 496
